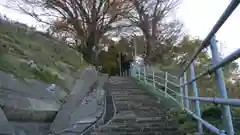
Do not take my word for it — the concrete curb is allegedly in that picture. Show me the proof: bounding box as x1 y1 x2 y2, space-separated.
0 108 14 134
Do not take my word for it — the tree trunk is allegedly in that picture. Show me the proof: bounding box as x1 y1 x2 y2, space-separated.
144 33 152 61
81 33 101 65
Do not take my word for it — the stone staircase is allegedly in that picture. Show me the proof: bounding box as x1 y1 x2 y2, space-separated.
90 77 183 135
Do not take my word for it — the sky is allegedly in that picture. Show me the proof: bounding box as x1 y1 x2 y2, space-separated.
175 0 240 58
0 0 239 61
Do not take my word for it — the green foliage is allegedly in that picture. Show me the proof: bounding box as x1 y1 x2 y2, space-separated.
31 66 59 83
153 36 239 97
98 45 120 75
0 55 32 79
173 106 240 135
149 36 240 134
133 75 240 134
115 38 132 53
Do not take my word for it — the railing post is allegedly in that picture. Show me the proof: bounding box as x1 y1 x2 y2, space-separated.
144 66 147 83
133 65 135 77
164 72 168 97
210 36 234 135
190 63 203 134
180 77 184 109
138 67 140 81
183 72 190 110
131 64 133 76
152 68 156 90
133 65 137 77
130 65 133 77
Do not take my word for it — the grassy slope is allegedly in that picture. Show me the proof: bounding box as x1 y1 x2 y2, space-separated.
0 20 89 90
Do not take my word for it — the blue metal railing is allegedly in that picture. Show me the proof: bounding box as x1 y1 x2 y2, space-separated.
131 1 240 135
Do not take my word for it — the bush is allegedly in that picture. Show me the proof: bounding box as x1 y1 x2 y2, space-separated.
31 66 59 83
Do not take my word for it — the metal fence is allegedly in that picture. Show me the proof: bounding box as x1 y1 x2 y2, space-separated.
131 1 240 135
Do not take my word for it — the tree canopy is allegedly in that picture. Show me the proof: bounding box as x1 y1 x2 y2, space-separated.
6 0 239 95
8 0 183 64
9 0 134 64
128 0 182 62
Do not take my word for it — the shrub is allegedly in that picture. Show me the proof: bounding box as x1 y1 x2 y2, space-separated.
31 66 59 83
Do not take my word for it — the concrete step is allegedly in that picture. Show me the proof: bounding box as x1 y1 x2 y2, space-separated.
114 96 148 103
58 132 79 135
112 92 146 95
114 95 151 99
114 106 164 112
111 115 169 123
115 108 162 116
114 98 157 103
96 126 178 133
112 93 148 97
112 93 129 96
96 121 179 132
95 77 183 135
115 106 161 114
108 87 141 90
110 87 143 90
101 122 176 128
90 131 183 135
111 118 178 126
114 98 157 104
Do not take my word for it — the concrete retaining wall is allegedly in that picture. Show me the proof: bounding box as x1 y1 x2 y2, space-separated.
0 94 60 122
50 68 99 132
50 68 108 133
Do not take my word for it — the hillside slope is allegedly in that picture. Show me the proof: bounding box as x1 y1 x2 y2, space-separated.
0 19 88 92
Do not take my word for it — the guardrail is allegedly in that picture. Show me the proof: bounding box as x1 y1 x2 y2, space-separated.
131 1 240 135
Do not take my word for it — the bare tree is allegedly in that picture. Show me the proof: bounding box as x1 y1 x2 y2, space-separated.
128 0 182 62
8 0 133 64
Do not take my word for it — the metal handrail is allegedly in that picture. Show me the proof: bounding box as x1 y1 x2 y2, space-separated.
99 91 117 127
131 1 240 135
181 48 240 87
132 52 240 135
138 71 180 95
180 0 240 76
141 70 180 87
131 65 228 135
155 75 180 87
